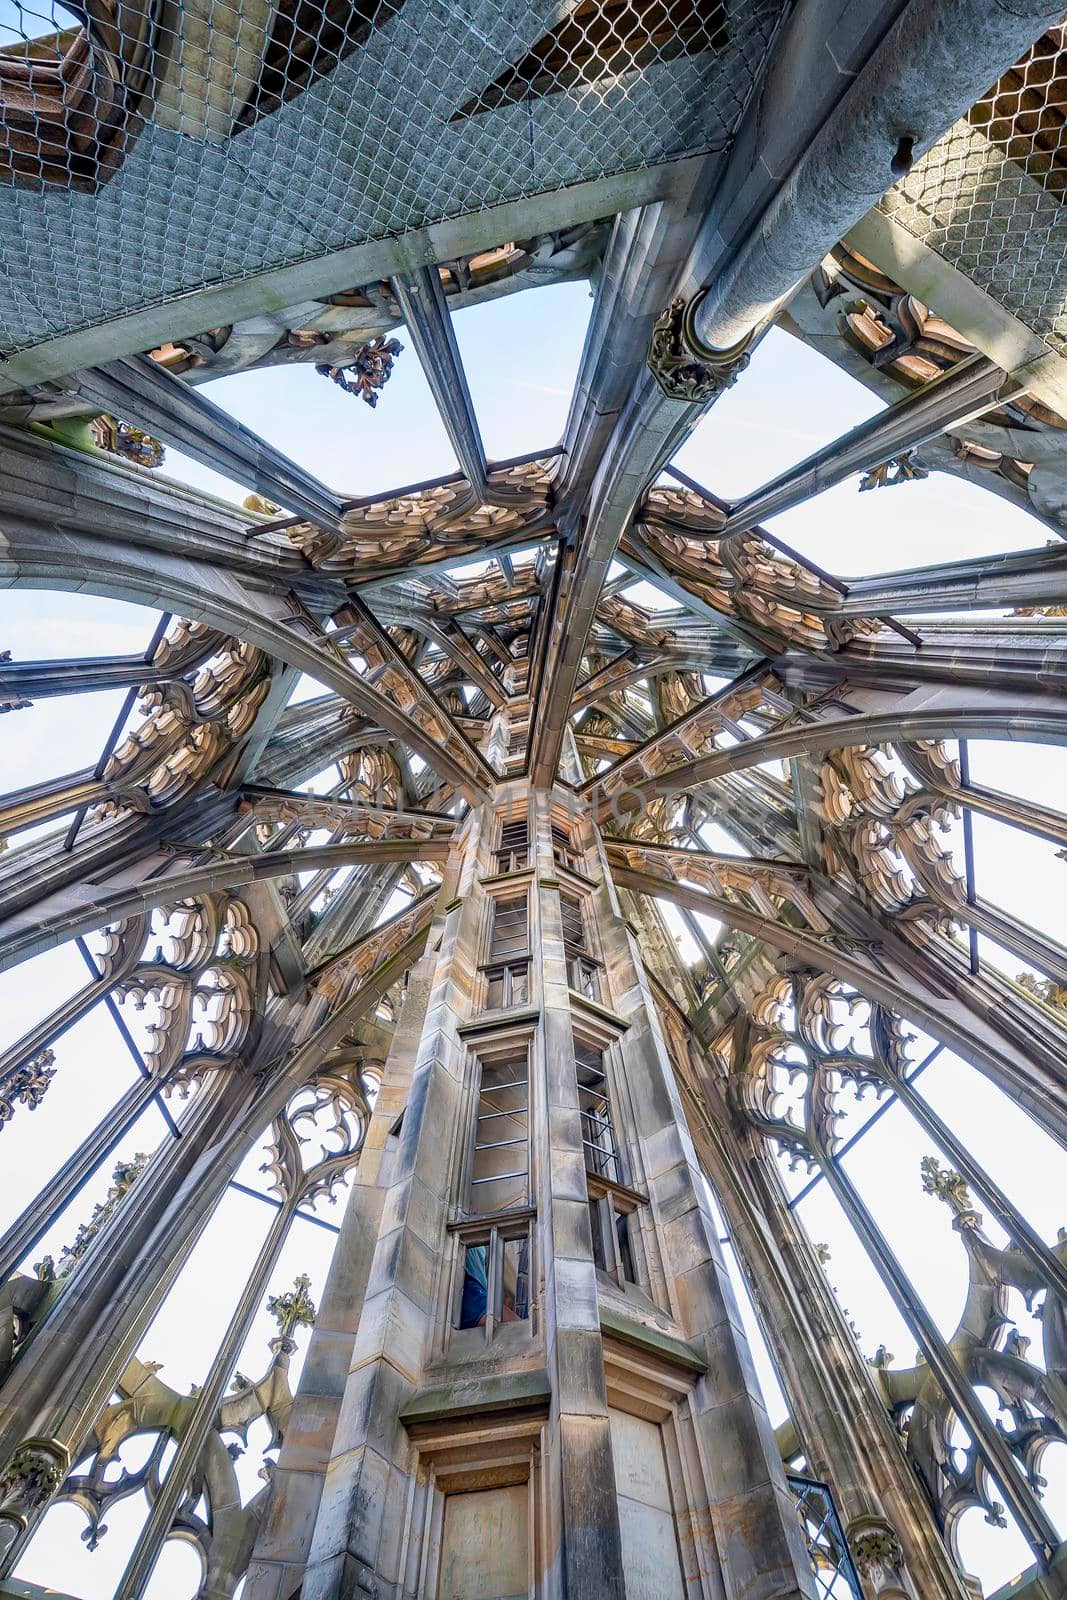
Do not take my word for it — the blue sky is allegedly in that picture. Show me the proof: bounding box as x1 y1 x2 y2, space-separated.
2 278 1067 1596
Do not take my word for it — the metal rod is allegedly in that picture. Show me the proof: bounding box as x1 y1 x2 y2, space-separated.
787 1045 942 1211
959 741 981 976
76 937 181 1137
228 1178 341 1235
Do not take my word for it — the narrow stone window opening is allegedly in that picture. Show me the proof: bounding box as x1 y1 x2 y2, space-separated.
494 814 529 873
561 889 601 1000
576 1043 621 1184
469 1052 529 1213
483 891 530 1009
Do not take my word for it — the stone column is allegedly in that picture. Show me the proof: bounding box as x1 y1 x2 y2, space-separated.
245 971 436 1600
246 783 819 1600
532 791 626 1596
588 824 815 1600
688 1070 972 1600
292 812 486 1598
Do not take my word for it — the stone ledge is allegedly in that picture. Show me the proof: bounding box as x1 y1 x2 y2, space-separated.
987 1544 1067 1600
599 1305 708 1375
400 1366 552 1427
457 1005 541 1039
569 989 630 1034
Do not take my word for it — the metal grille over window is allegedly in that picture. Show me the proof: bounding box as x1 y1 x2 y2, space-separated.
561 891 599 1000
879 24 1067 352
0 0 786 354
485 893 529 1009
575 1043 620 1183
495 815 528 873
470 1053 529 1213
551 821 581 873
786 1476 864 1600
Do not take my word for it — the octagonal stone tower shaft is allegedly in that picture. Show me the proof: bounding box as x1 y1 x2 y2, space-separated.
245 772 815 1600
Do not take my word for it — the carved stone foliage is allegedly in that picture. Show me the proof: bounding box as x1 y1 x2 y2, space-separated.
815 741 964 930
0 1050 55 1130
847 1515 910 1600
316 336 403 408
285 458 553 579
0 1438 70 1551
50 1151 149 1279
646 297 751 403
859 453 928 492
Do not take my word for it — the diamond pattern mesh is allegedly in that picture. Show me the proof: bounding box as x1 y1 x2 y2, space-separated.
879 20 1067 353
787 1476 864 1600
0 0 785 355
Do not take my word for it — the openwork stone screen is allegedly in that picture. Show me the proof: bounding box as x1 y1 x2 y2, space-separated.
0 0 784 354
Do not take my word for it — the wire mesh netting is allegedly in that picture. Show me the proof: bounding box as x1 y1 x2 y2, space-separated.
879 20 1067 353
0 0 786 355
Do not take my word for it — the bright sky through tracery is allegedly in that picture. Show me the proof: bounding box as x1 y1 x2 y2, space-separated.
3 282 1067 1597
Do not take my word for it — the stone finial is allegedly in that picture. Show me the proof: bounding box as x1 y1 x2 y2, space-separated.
316 336 403 408
920 1156 980 1228
858 452 929 491
267 1273 317 1342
